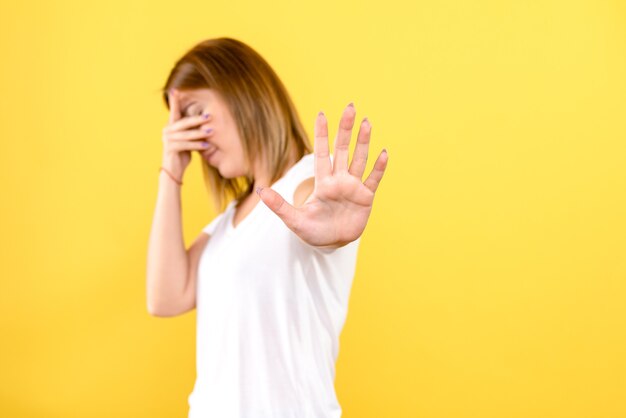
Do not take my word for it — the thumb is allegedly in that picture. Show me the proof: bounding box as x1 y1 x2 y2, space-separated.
257 187 299 232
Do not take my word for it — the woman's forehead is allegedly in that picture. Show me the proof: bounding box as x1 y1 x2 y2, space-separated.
177 88 213 102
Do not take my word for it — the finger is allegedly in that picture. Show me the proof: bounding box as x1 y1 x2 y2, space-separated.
171 140 211 152
168 127 214 141
332 103 356 175
164 114 212 134
168 89 182 125
363 149 389 194
348 117 371 179
257 187 302 233
314 111 332 185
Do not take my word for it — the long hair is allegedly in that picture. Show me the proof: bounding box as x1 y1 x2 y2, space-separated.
161 37 313 211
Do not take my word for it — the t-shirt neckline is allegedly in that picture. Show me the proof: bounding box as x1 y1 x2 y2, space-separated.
226 153 312 233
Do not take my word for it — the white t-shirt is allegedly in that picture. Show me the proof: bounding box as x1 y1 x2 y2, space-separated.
187 152 361 418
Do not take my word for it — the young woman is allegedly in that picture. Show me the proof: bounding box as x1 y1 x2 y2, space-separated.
146 37 389 418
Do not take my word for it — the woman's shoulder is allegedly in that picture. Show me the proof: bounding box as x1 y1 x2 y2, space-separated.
289 152 315 176
201 201 236 235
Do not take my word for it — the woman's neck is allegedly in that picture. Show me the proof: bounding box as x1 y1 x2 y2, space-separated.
251 147 300 191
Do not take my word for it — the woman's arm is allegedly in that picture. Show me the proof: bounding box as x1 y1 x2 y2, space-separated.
146 171 197 317
147 87 215 316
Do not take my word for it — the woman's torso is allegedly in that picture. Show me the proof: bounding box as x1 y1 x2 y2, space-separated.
188 153 361 418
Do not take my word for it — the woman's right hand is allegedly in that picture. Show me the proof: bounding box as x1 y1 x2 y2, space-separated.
161 88 213 180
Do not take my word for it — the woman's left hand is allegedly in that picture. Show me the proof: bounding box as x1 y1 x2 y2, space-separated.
258 103 389 249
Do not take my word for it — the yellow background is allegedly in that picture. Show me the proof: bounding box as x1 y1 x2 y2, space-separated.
1 0 625 417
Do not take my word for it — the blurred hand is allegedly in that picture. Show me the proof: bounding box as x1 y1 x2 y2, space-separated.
258 103 389 248
161 88 214 181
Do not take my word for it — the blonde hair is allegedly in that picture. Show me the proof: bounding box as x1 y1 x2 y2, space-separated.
161 37 313 211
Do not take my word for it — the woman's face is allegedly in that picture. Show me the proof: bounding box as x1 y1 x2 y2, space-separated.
177 88 249 179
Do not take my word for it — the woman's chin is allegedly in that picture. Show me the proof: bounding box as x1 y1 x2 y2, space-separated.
217 167 239 179
201 152 244 179
217 164 247 179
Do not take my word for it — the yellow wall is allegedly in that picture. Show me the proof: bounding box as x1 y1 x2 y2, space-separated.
1 0 624 417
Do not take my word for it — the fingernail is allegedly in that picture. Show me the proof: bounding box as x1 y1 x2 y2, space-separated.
383 148 387 154
318 111 324 117
256 186 263 195
202 113 210 119
347 102 354 108
205 128 213 133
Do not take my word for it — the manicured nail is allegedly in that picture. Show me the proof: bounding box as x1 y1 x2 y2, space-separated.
382 148 387 154
256 186 263 195
347 102 354 108
202 142 209 147
318 111 324 117
202 113 210 119
205 128 213 133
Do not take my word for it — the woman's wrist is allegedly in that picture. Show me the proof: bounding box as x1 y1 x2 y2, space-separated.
159 166 183 186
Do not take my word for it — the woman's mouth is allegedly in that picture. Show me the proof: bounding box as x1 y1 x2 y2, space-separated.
203 147 218 163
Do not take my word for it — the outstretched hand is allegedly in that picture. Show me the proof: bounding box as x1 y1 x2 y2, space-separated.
258 103 389 249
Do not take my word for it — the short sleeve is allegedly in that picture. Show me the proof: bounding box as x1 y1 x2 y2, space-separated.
202 212 225 235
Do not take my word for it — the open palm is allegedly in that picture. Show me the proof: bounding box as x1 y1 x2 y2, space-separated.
258 103 389 249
